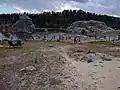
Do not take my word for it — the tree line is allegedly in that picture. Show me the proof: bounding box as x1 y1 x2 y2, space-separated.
0 9 120 30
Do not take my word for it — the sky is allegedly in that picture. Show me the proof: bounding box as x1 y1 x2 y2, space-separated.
0 0 120 17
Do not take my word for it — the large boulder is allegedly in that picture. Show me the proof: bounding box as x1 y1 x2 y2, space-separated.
0 14 35 40
12 14 35 33
11 14 35 39
67 20 114 35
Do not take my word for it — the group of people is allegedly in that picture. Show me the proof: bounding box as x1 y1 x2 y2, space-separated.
32 34 82 43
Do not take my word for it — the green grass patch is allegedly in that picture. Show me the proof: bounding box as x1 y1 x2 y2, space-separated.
114 42 120 47
0 41 9 48
0 41 8 45
79 41 113 51
0 40 76 49
24 40 76 49
87 41 120 47
88 41 112 46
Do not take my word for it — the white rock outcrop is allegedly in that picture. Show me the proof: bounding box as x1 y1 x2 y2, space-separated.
67 20 114 35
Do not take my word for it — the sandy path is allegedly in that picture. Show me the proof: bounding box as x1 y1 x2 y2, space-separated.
52 46 120 90
59 48 89 90
52 47 93 90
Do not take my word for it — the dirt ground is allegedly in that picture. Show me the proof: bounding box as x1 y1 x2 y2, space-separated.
0 41 120 90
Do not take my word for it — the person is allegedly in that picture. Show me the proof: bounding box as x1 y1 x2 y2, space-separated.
104 36 106 39
78 37 81 42
38 36 40 39
66 36 67 40
112 39 115 46
32 36 34 40
53 35 55 39
43 34 46 40
59 35 61 41
68 35 71 39
62 36 64 40
74 37 77 43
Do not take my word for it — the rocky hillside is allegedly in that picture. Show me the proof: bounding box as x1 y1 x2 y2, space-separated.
67 20 115 35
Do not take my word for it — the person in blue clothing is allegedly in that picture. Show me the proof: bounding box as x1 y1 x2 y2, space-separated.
112 39 115 46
